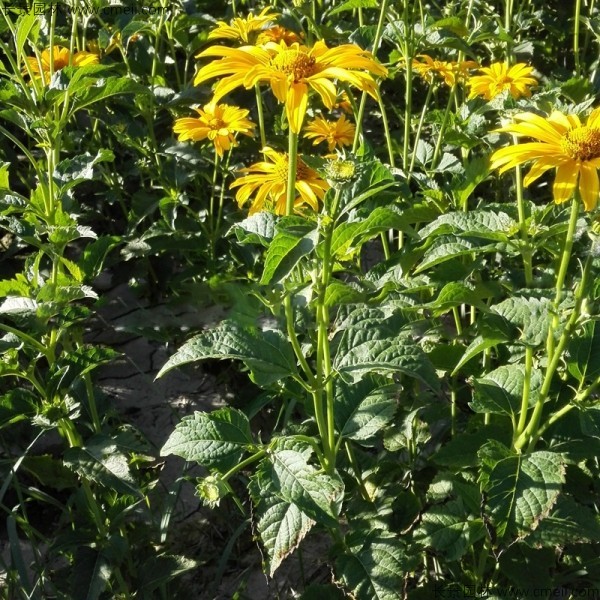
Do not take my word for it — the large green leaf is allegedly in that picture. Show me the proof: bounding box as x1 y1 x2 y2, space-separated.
415 236 497 273
471 365 542 421
71 547 111 600
64 436 141 497
331 206 413 258
567 319 600 383
478 442 564 539
230 211 277 246
250 462 314 576
335 380 400 442
490 296 552 347
413 500 485 560
260 222 317 284
335 331 440 391
419 210 515 242
335 533 413 600
269 449 343 527
160 407 253 471
71 77 150 113
156 320 298 386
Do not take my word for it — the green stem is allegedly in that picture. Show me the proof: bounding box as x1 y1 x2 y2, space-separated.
574 0 582 77
515 250 591 452
221 450 267 482
431 86 456 168
284 295 317 386
345 441 371 502
514 346 533 441
285 131 299 216
514 154 533 286
547 198 580 357
402 0 413 171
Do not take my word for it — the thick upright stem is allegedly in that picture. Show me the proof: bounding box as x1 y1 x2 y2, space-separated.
285 131 299 216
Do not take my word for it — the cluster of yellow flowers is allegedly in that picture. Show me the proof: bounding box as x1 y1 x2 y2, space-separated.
173 8 387 215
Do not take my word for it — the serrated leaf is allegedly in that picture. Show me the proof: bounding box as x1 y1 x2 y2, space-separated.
270 449 343 527
335 533 411 600
419 211 515 241
415 236 497 273
335 380 399 442
335 332 439 391
331 206 413 258
567 319 600 382
71 547 111 600
0 296 38 316
260 225 318 285
526 495 600 546
250 465 314 576
160 408 253 471
414 501 485 560
230 211 278 246
156 321 297 386
324 280 365 306
479 443 565 539
64 436 142 497
491 296 552 347
471 365 542 421
72 77 150 113
428 281 491 313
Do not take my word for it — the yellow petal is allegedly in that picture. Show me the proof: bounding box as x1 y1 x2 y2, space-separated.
552 163 579 204
579 163 599 210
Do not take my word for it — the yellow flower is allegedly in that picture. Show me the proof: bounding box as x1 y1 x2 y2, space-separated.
410 54 478 86
467 62 537 101
230 146 330 214
208 7 278 44
256 25 303 46
304 114 355 152
194 40 387 134
173 103 255 158
490 109 600 211
24 45 99 82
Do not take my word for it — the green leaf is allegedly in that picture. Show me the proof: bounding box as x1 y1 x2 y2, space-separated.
138 555 198 592
567 319 600 382
16 12 39 63
54 149 114 191
414 501 485 560
269 449 344 527
331 206 414 258
428 281 492 314
160 407 253 471
71 77 150 113
335 380 399 442
329 0 379 15
415 236 497 273
452 157 490 208
71 547 111 600
156 320 298 386
230 211 277 246
335 533 412 600
335 332 440 391
324 280 365 306
64 436 142 497
479 442 564 539
260 223 318 284
526 495 600 546
491 296 552 347
471 365 542 421
419 211 515 241
250 463 314 576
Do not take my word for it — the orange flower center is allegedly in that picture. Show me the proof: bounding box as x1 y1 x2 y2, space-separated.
274 154 309 181
208 117 225 130
270 49 316 82
561 126 600 161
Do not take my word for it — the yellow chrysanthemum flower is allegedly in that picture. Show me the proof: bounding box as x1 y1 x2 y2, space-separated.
24 45 99 81
467 62 537 101
256 25 303 46
230 147 330 214
173 103 255 158
194 40 387 134
207 7 278 44
490 109 600 211
409 55 478 87
304 114 355 152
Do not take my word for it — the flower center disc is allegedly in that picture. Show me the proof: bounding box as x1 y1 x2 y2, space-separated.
274 155 309 181
271 50 316 82
561 126 600 161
